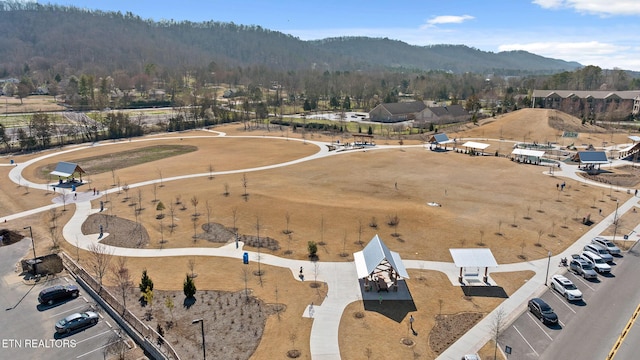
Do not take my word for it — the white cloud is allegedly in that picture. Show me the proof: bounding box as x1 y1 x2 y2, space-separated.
532 0 640 16
421 15 474 29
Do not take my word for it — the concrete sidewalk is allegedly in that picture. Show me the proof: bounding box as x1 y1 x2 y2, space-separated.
5 134 640 360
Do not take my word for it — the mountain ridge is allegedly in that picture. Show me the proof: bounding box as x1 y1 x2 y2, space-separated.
0 2 583 77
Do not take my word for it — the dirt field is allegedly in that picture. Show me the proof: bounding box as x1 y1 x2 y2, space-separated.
1 108 637 359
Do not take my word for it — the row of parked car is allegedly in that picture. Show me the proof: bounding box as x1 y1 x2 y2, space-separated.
528 236 621 325
38 284 99 334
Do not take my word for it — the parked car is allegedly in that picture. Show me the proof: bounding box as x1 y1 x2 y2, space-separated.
55 311 99 334
581 251 611 274
462 355 481 360
550 275 583 301
38 284 79 305
528 298 558 325
584 243 613 263
591 237 621 255
569 258 598 279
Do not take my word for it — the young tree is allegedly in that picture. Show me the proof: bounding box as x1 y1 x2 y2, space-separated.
191 195 199 217
491 307 507 360
183 274 197 299
111 257 132 312
308 241 318 258
164 296 175 325
156 201 165 219
139 269 154 293
88 243 113 286
208 163 214 180
283 211 292 235
241 173 249 200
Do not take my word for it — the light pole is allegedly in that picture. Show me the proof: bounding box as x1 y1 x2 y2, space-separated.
192 318 205 360
544 251 552 286
23 226 36 260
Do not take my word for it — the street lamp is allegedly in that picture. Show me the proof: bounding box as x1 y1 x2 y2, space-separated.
544 251 552 286
192 318 206 360
23 226 36 260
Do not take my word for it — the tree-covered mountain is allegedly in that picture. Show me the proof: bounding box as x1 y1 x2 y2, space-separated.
0 2 581 79
310 37 581 74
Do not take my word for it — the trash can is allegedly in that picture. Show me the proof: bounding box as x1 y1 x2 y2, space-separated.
71 184 76 192
9 159 14 164
243 252 249 264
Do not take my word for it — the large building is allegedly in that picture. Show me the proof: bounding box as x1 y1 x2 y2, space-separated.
369 101 469 126
531 90 640 118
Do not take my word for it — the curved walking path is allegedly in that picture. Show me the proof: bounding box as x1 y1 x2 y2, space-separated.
4 132 640 360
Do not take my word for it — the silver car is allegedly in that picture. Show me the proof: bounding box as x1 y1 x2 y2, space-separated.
591 237 621 255
569 258 598 279
584 243 613 263
55 311 99 334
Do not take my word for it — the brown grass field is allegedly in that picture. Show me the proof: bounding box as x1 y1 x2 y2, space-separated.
1 108 638 359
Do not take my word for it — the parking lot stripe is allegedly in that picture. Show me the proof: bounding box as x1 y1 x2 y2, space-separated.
513 325 539 357
105 320 112 328
76 339 122 358
570 274 595 291
74 329 113 345
527 313 554 341
48 304 92 318
549 291 577 314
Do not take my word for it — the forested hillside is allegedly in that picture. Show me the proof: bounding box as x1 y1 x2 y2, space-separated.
0 2 581 79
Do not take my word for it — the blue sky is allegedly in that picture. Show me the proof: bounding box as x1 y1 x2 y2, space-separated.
40 0 640 71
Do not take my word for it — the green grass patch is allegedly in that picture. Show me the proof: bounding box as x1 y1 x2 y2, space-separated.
38 144 198 179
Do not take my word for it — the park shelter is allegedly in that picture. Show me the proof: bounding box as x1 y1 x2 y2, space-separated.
354 235 409 293
50 162 86 181
511 148 545 164
449 248 498 284
461 141 490 155
572 151 608 173
428 133 454 149
352 134 375 146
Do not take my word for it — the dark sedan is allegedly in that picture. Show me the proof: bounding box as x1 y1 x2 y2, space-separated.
528 298 558 325
55 311 99 334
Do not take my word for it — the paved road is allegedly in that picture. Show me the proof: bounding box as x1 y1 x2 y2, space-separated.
540 242 640 360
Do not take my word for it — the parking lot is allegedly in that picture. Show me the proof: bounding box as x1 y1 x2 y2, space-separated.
499 246 640 360
0 240 134 359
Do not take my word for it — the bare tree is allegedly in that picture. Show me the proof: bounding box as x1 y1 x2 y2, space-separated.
187 258 196 278
491 307 507 360
478 230 485 246
111 257 132 312
536 229 544 247
255 216 264 285
208 163 215 180
152 183 158 203
205 200 212 229
168 202 176 232
191 195 199 217
136 189 144 213
319 215 326 246
104 331 128 360
223 182 230 197
111 168 117 187
241 267 250 301
283 212 292 235
496 219 503 236
241 173 249 200
357 219 364 247
88 243 113 286
157 168 164 187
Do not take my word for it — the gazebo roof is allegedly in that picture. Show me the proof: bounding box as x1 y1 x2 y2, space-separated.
429 133 453 144
573 151 609 164
354 235 409 279
449 248 498 268
461 141 490 150
511 148 545 157
50 162 86 177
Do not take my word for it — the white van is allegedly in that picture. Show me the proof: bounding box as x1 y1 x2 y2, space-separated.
581 251 611 274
